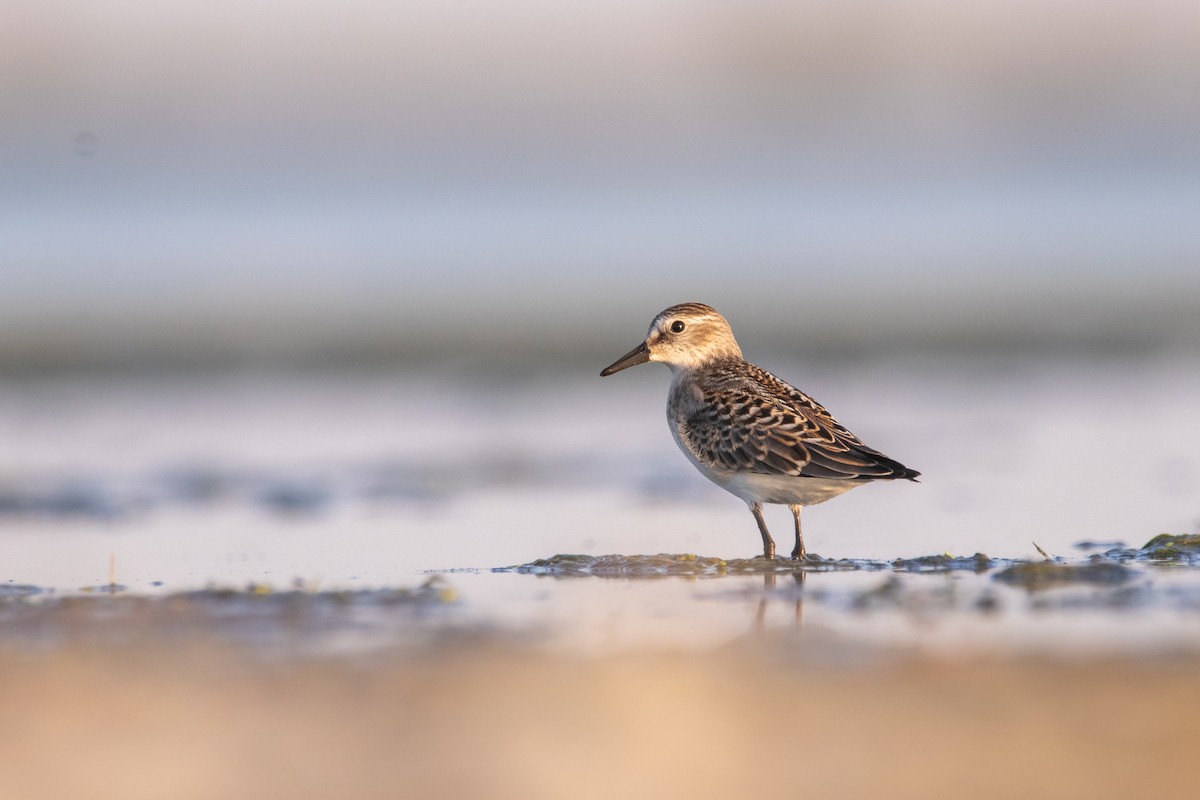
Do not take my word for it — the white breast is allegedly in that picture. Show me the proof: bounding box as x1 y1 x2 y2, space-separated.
668 415 862 507
721 470 864 506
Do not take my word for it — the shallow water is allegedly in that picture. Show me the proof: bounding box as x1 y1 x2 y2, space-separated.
1 353 1198 656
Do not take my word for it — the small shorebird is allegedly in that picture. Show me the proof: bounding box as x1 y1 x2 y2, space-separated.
600 302 919 560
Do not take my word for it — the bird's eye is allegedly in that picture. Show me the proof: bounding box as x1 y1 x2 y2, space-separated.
670 320 686 333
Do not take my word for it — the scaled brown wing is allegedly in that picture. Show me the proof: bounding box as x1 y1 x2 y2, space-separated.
679 382 912 481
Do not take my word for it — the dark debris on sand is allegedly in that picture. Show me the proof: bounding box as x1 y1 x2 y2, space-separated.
497 552 1002 578
992 562 1136 591
0 576 466 654
498 534 1200 584
1138 533 1200 564
891 553 996 573
495 552 868 578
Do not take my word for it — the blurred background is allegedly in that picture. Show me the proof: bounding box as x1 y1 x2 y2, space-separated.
5 8 1200 797
3 0 1199 371
1 0 1198 583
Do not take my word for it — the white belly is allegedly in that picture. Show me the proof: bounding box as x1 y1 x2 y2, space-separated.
723 470 863 505
666 397 867 507
703 465 864 506
668 425 863 506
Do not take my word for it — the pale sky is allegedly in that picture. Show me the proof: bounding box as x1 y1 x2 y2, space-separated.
3 0 1198 363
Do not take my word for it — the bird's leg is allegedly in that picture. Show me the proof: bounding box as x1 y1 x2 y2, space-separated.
792 572 806 626
789 504 807 561
750 503 776 560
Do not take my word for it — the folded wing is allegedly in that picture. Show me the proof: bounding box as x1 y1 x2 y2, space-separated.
678 364 919 482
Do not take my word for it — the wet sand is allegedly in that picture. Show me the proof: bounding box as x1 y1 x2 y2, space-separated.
2 366 1198 798
3 548 1200 800
2 639 1199 800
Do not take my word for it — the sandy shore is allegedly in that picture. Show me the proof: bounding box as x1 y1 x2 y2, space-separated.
2 641 1198 800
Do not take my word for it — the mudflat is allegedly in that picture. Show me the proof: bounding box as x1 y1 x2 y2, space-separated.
2 640 1197 800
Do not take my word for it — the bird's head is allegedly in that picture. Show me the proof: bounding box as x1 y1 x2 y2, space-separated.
600 302 743 376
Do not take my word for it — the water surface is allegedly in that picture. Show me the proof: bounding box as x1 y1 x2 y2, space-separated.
1 353 1197 655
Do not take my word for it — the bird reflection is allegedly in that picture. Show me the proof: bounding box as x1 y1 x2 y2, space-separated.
753 570 806 633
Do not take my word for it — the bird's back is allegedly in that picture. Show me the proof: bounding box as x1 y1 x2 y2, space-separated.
671 358 920 483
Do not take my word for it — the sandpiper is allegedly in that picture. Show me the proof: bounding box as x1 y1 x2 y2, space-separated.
600 302 919 560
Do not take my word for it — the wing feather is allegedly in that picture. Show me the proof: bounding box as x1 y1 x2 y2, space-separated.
676 361 919 482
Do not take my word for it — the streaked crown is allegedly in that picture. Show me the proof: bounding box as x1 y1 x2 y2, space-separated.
645 302 743 371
